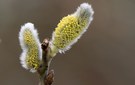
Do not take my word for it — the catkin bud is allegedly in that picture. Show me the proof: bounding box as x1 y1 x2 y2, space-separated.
49 3 94 57
19 23 42 72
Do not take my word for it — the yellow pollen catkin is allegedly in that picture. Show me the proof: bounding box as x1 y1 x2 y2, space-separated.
23 29 40 70
49 3 94 57
53 15 86 49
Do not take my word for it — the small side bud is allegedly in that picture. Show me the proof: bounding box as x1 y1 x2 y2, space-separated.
45 70 54 85
19 23 42 72
49 3 94 57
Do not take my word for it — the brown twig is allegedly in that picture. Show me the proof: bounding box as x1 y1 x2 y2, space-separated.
38 38 54 85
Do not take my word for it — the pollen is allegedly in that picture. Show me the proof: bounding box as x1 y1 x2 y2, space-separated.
23 29 36 46
19 23 42 72
26 47 40 70
49 3 94 56
52 15 86 50
23 29 41 70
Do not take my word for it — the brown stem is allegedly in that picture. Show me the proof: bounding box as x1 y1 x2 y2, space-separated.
38 38 54 85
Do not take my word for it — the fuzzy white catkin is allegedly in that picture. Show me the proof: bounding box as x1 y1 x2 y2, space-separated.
49 3 94 57
19 23 42 72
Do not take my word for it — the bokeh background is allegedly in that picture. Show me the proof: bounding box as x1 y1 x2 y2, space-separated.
0 0 135 85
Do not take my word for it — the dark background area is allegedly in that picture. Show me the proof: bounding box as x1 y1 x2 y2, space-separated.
0 0 135 85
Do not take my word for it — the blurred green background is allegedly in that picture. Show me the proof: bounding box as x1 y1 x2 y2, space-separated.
0 0 135 85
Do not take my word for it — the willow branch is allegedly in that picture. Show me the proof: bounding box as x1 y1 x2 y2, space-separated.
38 38 54 85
